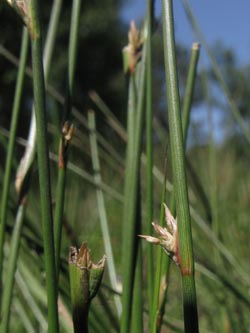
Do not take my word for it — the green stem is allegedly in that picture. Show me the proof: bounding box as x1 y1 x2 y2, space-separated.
170 42 200 213
157 42 199 323
155 45 200 331
68 0 81 96
161 0 199 331
0 28 29 294
69 264 89 333
0 199 26 333
29 1 59 332
152 21 200 333
182 42 200 146
43 0 63 80
15 0 63 194
131 241 143 333
88 110 122 316
54 0 82 277
146 0 154 321
121 41 147 333
151 160 167 333
54 164 67 274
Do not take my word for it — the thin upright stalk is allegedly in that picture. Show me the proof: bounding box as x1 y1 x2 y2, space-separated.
145 0 154 321
0 28 29 292
88 110 122 316
120 74 137 333
182 43 200 146
161 0 199 331
43 0 62 79
155 43 200 333
68 0 81 97
0 199 26 333
54 163 67 274
170 42 200 214
121 38 147 333
151 161 168 333
16 0 63 194
29 1 59 332
54 0 82 277
131 242 143 333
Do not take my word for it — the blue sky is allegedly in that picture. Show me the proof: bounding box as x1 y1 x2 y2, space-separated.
121 0 250 66
120 1 250 144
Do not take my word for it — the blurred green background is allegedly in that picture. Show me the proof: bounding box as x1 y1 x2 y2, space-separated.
0 0 250 332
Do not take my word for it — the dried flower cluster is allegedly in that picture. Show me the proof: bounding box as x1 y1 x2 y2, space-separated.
139 204 179 264
123 21 144 74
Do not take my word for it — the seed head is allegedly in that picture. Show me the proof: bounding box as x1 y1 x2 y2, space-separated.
122 21 144 74
139 204 179 264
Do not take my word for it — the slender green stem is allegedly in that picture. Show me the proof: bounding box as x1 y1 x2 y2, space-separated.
88 110 122 316
131 182 143 333
156 257 170 333
170 42 200 214
0 199 26 333
54 0 81 277
54 164 67 274
68 0 81 96
29 1 59 332
158 45 200 331
120 74 137 333
146 0 154 321
121 41 147 333
43 0 62 80
155 43 200 329
182 43 200 146
151 161 167 333
131 241 143 333
0 28 29 294
161 0 199 331
69 263 89 333
15 0 63 194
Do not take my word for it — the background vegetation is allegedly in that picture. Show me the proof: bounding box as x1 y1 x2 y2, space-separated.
0 0 249 332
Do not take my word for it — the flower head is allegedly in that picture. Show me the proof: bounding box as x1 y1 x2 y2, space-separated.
139 204 179 264
122 21 144 74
